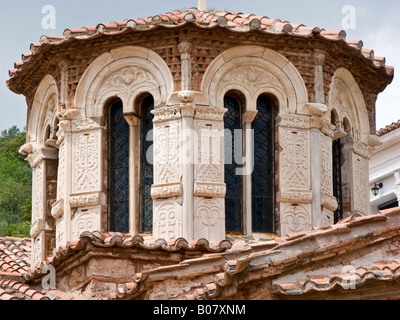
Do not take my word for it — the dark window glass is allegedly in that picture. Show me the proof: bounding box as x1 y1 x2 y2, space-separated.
224 95 243 233
252 96 274 233
378 198 399 211
108 100 130 233
332 139 343 223
140 96 154 232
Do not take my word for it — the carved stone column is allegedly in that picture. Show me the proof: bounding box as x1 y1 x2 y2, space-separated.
123 113 141 235
26 147 58 268
193 105 227 242
69 118 106 241
276 113 312 236
151 106 183 241
343 138 371 216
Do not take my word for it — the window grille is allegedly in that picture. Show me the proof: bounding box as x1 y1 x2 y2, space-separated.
108 100 130 233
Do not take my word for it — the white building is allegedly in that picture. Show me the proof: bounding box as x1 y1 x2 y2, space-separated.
370 120 400 214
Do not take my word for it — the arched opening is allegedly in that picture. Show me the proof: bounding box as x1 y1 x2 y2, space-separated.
331 110 343 223
107 98 130 233
139 95 155 233
252 94 275 233
224 92 244 233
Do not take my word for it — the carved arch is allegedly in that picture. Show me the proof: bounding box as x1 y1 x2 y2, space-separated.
75 46 174 119
201 45 308 113
328 68 369 144
28 74 59 148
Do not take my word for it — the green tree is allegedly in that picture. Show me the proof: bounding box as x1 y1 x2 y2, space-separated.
0 126 32 237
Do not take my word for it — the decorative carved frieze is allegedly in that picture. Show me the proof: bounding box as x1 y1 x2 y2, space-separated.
276 114 311 129
194 182 226 198
194 106 227 122
70 192 103 208
151 183 182 199
72 118 101 133
152 106 182 123
277 190 313 204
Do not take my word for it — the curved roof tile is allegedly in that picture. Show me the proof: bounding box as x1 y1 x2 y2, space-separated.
6 8 394 87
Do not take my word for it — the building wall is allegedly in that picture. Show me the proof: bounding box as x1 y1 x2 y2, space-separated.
369 126 400 214
18 26 384 267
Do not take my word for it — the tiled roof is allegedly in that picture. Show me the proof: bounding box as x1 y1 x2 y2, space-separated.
0 279 72 300
106 207 400 300
25 231 232 281
6 8 393 87
272 259 400 296
0 237 31 277
377 119 400 136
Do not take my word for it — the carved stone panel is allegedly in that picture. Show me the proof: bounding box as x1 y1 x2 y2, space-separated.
32 233 43 268
153 200 183 241
72 130 101 194
279 128 310 190
153 121 181 185
71 208 101 241
351 153 370 214
33 162 45 223
280 203 312 237
320 133 333 195
57 143 66 200
194 120 224 184
55 216 65 249
194 198 225 242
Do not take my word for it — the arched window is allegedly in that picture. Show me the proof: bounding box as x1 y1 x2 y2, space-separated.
224 95 243 233
140 95 155 233
252 95 275 233
108 99 130 233
331 110 343 223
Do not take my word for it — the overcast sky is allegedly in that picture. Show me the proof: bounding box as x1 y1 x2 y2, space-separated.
0 0 399 132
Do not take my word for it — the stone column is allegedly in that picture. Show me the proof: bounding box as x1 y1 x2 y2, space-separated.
193 105 227 242
123 113 141 235
346 139 371 216
151 105 183 241
276 113 312 236
69 118 106 241
242 111 258 236
26 147 58 268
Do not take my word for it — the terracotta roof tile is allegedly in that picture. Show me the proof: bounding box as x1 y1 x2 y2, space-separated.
377 120 400 136
273 259 400 296
0 237 31 276
6 8 393 87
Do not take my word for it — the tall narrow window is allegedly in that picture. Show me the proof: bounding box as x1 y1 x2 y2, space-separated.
140 96 155 233
108 99 130 233
224 95 243 233
332 138 343 223
252 96 275 233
